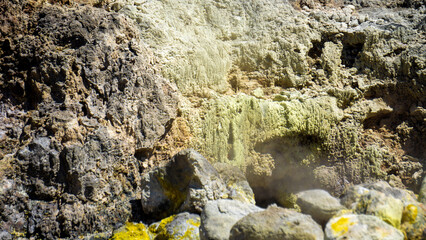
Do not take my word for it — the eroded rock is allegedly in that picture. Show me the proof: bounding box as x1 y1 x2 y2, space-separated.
141 149 227 218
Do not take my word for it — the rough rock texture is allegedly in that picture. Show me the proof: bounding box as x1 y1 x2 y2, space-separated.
0 1 177 238
199 199 263 240
325 214 404 240
141 149 227 219
354 189 404 228
214 163 256 204
229 205 324 240
296 189 345 225
111 0 426 203
340 181 426 239
1 0 425 239
149 212 201 240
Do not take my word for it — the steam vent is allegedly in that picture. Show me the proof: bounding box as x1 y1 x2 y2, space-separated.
1 0 425 239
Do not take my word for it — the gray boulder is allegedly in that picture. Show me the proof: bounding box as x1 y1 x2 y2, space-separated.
296 189 344 225
229 205 324 240
325 214 404 240
141 149 227 218
200 199 263 240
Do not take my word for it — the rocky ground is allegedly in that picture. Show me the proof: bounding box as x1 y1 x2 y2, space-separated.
0 0 425 239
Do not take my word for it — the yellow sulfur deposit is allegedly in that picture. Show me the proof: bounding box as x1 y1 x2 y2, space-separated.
111 222 150 240
331 216 354 236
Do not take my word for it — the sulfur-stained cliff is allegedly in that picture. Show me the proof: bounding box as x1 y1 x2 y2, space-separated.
0 0 425 239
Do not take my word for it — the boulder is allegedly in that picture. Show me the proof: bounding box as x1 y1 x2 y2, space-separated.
340 181 426 239
213 163 256 204
141 149 227 218
200 199 263 240
341 181 418 208
325 214 404 240
229 205 324 240
296 189 344 225
354 189 403 228
149 212 200 240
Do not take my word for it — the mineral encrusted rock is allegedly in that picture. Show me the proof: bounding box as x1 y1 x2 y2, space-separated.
141 149 227 218
0 0 425 239
200 199 263 240
0 1 177 238
325 214 404 240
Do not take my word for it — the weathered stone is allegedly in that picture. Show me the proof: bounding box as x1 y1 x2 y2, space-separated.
340 181 426 239
296 189 344 225
325 214 404 240
419 176 426 204
0 2 177 238
112 222 150 240
200 199 263 240
230 205 324 240
149 212 201 240
214 163 255 204
354 189 404 228
141 149 227 218
341 181 418 208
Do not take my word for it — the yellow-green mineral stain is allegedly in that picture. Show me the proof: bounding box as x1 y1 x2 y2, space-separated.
156 173 186 213
111 222 150 240
151 215 201 240
402 204 418 224
331 217 354 236
149 215 176 234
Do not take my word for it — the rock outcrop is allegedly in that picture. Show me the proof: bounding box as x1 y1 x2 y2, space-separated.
0 1 177 238
0 0 425 239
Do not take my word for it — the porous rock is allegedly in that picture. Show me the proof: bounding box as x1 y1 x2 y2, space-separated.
0 2 177 238
149 212 201 240
141 149 227 218
200 199 263 240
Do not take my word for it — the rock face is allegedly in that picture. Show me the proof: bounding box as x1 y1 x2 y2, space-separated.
0 1 177 238
0 0 425 239
296 189 344 225
200 199 263 240
325 214 404 240
141 149 227 218
112 0 425 203
229 205 324 240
